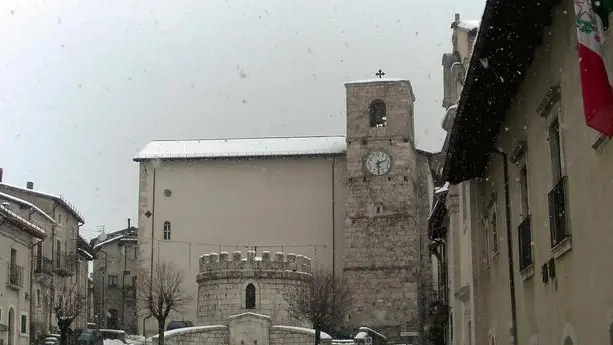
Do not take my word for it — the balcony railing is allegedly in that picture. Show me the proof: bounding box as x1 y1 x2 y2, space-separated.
548 176 569 247
7 263 24 289
124 286 137 300
54 251 76 276
518 215 533 271
34 256 53 275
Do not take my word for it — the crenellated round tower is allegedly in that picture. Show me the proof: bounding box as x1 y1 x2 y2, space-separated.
196 250 312 327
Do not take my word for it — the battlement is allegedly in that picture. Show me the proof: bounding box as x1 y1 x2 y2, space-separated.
198 250 312 275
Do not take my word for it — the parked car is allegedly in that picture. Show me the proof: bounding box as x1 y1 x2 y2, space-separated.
166 321 194 331
98 329 126 343
76 329 103 345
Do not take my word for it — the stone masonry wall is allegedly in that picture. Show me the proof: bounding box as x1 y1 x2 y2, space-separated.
151 326 229 345
343 79 429 342
197 251 312 328
151 316 334 345
270 326 332 345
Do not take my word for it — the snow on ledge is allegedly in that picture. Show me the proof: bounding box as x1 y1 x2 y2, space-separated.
358 327 387 340
229 312 271 320
345 78 409 85
150 325 227 339
272 326 332 340
456 20 480 31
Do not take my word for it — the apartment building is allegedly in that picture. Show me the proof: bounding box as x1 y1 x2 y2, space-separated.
440 0 613 344
90 222 138 334
0 178 93 340
425 13 479 345
0 192 50 345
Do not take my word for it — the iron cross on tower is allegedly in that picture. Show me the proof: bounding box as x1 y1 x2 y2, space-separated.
375 69 385 78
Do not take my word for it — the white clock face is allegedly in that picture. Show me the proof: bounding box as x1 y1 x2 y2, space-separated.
365 151 392 176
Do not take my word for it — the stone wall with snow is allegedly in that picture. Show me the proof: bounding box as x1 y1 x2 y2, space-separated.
151 313 332 345
270 326 332 345
151 326 229 345
196 250 312 327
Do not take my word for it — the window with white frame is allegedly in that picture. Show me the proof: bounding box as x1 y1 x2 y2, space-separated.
20 313 27 334
548 114 570 247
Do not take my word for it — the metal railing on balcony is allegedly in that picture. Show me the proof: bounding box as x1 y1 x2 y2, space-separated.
7 263 24 289
54 251 76 275
518 215 533 271
34 256 53 275
548 176 569 247
124 286 137 300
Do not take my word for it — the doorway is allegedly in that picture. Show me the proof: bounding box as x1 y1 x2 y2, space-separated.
8 308 15 345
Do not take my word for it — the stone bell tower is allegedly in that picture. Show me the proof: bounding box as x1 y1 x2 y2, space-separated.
343 73 426 341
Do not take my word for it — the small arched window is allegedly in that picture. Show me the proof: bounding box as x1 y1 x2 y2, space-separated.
245 283 256 309
369 99 387 128
163 221 171 240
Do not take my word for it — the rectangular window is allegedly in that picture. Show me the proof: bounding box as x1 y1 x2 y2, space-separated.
462 182 469 221
20 314 27 334
10 248 16 266
549 119 563 184
490 210 499 254
548 117 569 246
480 218 491 269
518 164 533 271
519 166 530 218
108 275 118 287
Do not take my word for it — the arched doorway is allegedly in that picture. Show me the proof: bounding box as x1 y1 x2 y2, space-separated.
8 308 15 345
107 309 119 329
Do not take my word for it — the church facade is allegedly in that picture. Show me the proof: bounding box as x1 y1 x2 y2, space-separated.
134 77 434 342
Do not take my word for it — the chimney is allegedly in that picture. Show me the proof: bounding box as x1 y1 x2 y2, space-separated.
455 13 460 23
128 218 131 228
0 168 3 182
26 181 34 190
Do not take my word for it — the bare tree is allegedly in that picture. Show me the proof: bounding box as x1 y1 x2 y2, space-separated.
288 269 353 345
138 260 192 345
54 280 86 345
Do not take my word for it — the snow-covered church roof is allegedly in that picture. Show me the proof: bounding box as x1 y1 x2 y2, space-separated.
134 136 347 161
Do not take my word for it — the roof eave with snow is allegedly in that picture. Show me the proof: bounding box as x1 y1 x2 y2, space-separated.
134 136 347 161
345 78 411 85
0 206 47 239
0 183 84 223
0 191 57 225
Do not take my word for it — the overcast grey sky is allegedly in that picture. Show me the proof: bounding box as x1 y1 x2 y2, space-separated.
0 0 484 238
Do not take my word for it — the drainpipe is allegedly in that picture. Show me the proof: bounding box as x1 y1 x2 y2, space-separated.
50 203 58 333
28 209 36 345
492 149 518 345
331 157 336 277
143 166 157 337
29 237 46 343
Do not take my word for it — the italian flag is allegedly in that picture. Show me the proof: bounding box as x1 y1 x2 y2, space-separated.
575 0 613 137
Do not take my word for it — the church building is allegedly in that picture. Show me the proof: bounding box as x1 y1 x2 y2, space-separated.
134 76 435 342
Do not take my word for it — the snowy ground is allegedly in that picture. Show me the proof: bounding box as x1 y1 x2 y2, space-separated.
103 340 126 345
125 335 146 345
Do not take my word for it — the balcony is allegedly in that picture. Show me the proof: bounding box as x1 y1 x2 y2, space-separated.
548 177 569 247
34 256 53 275
54 251 75 276
518 216 533 272
7 263 24 290
124 286 137 300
